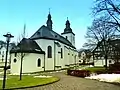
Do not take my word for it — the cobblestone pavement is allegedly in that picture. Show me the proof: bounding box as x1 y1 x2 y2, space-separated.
20 72 120 90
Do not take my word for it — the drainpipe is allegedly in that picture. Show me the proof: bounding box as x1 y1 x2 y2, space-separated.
54 41 56 71
44 53 45 71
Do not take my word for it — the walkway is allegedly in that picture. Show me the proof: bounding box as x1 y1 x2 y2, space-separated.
19 71 120 90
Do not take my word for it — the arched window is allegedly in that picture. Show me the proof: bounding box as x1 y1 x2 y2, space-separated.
37 58 41 67
14 58 17 63
48 46 52 58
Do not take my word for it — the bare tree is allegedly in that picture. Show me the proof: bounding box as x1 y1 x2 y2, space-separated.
84 16 119 49
15 24 26 80
19 24 26 80
93 0 120 30
84 16 119 69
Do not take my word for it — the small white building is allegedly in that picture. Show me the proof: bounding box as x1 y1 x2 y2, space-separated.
79 49 92 63
0 43 14 67
10 13 79 74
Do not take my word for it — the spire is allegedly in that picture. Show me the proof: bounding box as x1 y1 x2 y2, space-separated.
46 8 53 30
64 17 72 33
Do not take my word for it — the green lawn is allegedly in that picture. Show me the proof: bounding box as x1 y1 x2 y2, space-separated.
0 75 59 89
84 67 106 73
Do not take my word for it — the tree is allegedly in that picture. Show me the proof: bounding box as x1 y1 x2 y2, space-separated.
84 16 119 49
16 24 26 80
19 24 26 80
93 0 120 30
84 16 119 69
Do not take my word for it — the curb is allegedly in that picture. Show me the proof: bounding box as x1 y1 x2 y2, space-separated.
6 77 60 90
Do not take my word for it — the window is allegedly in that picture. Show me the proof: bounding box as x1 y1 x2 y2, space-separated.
14 59 17 63
2 51 4 54
48 46 52 58
37 58 41 67
61 48 63 58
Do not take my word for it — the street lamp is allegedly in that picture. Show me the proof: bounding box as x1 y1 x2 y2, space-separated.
2 33 14 90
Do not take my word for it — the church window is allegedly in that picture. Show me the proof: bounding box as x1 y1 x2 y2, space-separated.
61 48 63 58
14 58 17 63
37 58 41 67
48 46 52 58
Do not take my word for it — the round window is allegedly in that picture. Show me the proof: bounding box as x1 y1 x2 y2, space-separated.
14 59 17 63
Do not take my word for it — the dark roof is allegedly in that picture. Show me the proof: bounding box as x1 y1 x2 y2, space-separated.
93 39 120 53
79 49 91 54
10 38 45 54
108 39 120 50
30 25 75 49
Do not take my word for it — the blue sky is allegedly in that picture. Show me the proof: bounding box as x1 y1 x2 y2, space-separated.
0 0 94 49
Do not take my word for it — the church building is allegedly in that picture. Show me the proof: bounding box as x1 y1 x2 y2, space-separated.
10 13 79 74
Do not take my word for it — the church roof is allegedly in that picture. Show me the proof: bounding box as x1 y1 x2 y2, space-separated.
30 25 75 48
10 38 45 54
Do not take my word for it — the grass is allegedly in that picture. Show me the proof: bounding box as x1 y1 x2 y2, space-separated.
0 75 59 89
84 67 106 73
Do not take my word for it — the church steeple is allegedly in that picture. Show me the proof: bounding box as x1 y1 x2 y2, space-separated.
61 17 75 46
46 9 53 30
64 17 72 33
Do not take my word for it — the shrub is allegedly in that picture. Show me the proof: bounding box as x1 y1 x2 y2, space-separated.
67 70 90 77
109 63 120 74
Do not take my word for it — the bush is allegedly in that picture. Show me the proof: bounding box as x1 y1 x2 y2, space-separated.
109 63 120 74
67 70 90 77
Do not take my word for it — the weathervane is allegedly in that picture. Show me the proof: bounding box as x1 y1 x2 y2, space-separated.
49 8 51 14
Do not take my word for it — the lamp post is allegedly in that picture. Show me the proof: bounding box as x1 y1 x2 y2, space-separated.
2 33 14 90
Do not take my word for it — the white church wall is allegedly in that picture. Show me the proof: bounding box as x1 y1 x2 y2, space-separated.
10 53 21 74
64 46 69 68
10 53 44 74
62 33 75 46
22 53 44 73
94 59 114 67
55 42 61 67
35 39 54 70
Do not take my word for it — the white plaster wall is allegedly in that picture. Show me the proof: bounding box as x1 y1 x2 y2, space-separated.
22 53 44 73
94 59 113 67
64 46 69 66
58 43 65 68
10 53 21 74
55 43 61 67
0 47 10 63
10 53 44 74
35 38 77 70
62 33 75 46
35 39 54 70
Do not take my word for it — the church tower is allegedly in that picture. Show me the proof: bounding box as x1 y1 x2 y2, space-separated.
61 18 75 46
46 12 53 30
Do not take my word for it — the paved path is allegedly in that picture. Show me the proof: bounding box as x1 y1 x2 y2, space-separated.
19 71 120 90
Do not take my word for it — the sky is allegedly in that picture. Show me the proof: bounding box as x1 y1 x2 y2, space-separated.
0 0 94 49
